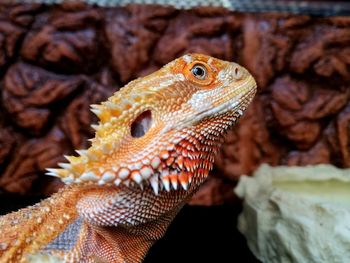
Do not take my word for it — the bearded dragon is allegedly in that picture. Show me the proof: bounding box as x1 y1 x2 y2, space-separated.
0 54 256 263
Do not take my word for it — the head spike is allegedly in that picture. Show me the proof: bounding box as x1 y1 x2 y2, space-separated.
45 168 61 177
58 163 72 170
131 171 142 184
90 104 100 109
140 167 153 179
178 173 189 190
45 168 69 178
90 104 105 119
63 155 77 163
91 108 102 117
180 181 188 190
150 176 159 195
162 177 170 192
169 174 178 190
75 150 88 156
91 124 99 130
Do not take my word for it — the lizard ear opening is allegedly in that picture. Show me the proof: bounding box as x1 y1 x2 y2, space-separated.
131 110 152 138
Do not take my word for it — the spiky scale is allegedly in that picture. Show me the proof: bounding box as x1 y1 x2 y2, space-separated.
162 178 170 192
75 150 88 156
140 167 153 179
80 172 99 181
45 168 60 177
118 168 130 179
169 174 178 190
101 172 115 182
131 171 142 184
150 176 159 195
58 163 72 170
151 157 161 169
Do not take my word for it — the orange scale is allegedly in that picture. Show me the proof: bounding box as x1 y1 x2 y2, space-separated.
184 158 195 172
111 109 122 117
176 156 184 168
161 176 170 182
99 110 112 124
178 172 190 184
169 173 178 182
166 157 175 166
159 150 169 159
182 148 189 157
197 168 207 176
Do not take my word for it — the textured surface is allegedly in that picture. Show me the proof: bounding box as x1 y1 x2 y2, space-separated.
0 4 350 205
235 164 350 263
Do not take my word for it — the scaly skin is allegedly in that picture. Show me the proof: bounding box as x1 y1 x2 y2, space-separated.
0 54 256 263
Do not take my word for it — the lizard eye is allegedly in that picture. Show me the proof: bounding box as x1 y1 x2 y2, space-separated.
131 110 152 138
185 61 213 86
191 64 207 80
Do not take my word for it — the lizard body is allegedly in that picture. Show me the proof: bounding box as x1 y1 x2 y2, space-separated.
0 54 256 263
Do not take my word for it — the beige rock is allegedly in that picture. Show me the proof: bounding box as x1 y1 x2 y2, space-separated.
235 164 350 263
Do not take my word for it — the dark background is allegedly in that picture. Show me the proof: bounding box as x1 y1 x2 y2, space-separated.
145 205 260 263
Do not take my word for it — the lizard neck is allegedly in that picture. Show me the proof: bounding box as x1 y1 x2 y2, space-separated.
67 204 183 263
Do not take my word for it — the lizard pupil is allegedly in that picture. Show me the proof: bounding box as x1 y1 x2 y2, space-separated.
131 110 152 138
191 64 207 80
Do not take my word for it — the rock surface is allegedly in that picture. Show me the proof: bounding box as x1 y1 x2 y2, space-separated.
235 164 350 263
0 4 349 204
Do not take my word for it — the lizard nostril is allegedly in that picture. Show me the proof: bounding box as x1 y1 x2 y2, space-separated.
131 110 152 138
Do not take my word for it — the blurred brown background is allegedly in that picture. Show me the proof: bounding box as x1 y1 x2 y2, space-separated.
0 3 349 205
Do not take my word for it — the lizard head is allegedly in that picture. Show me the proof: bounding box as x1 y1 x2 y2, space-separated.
47 54 257 194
